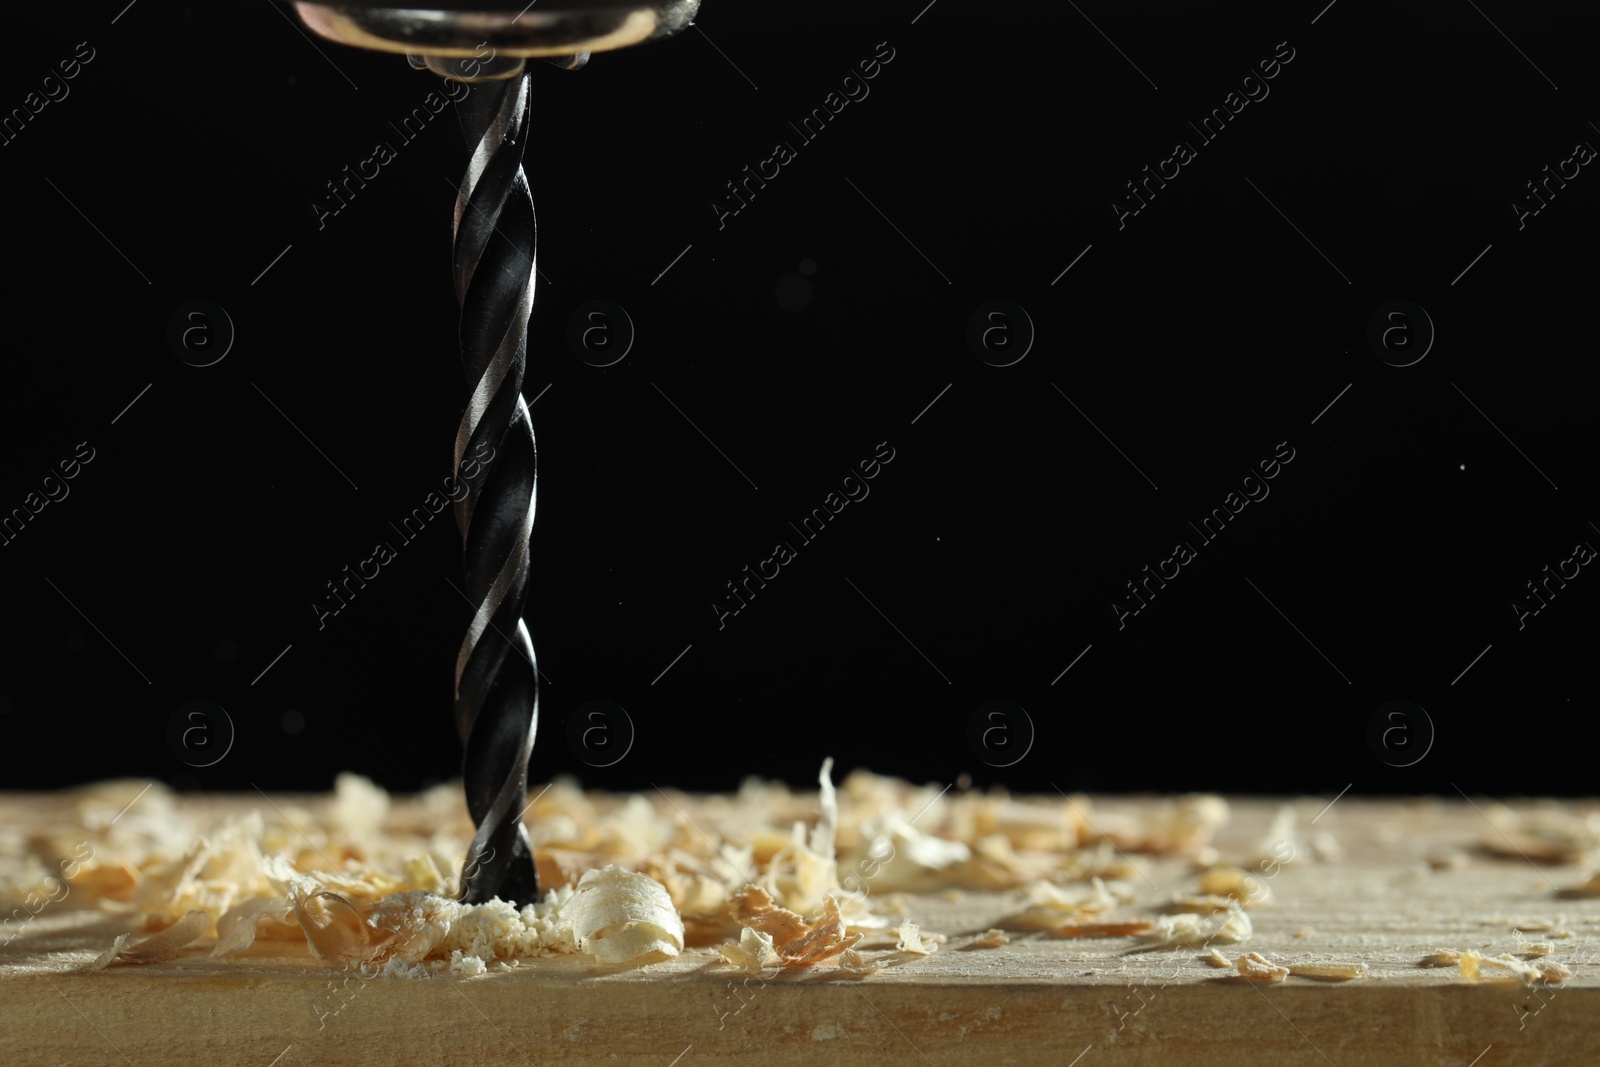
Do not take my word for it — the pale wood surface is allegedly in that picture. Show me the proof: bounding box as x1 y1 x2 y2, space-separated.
3 791 1599 1066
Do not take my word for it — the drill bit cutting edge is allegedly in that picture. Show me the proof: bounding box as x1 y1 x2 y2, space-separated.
282 0 701 907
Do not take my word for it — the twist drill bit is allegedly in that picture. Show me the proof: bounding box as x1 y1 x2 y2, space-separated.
451 73 541 906
282 0 702 909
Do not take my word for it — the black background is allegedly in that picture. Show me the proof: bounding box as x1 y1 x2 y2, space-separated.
0 1 1594 799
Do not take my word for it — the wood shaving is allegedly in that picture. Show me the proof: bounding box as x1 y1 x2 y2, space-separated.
967 929 1009 948
82 934 129 973
1217 908 1253 943
567 866 685 964
1011 877 1123 931
1055 845 1143 884
1254 805 1299 868
780 897 862 967
1090 795 1229 855
294 889 374 962
212 897 289 957
121 908 210 961
1141 907 1251 948
1480 804 1600 863
87 909 208 970
896 921 940 955
1533 959 1572 983
717 926 778 973
1570 872 1600 897
5 765 1251 977
836 948 881 975
1457 950 1556 984
1419 950 1461 967
729 885 861 968
1144 913 1204 947
729 885 810 948
354 867 680 972
1171 894 1237 913
1196 866 1271 907
1202 949 1231 968
1518 941 1554 958
1425 848 1468 871
1048 921 1154 938
1288 961 1367 980
1233 952 1289 982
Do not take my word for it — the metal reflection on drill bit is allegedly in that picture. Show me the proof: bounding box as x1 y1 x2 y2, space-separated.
450 73 541 906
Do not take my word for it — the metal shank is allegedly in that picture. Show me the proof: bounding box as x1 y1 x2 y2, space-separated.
451 73 541 906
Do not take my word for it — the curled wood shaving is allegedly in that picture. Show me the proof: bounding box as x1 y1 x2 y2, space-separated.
717 926 778 973
121 908 209 961
896 921 939 955
1218 909 1252 943
1202 949 1231 968
781 897 861 967
1025 877 1117 913
86 909 209 971
294 889 373 962
1234 952 1288 982
729 885 860 968
1419 950 1461 968
730 885 809 947
567 866 685 964
760 760 844 915
1143 913 1201 947
1534 959 1572 983
837 948 881 975
1142 907 1251 948
82 934 129 973
1012 877 1127 931
212 896 289 957
1519 941 1554 958
1289 961 1367 981
968 929 1009 948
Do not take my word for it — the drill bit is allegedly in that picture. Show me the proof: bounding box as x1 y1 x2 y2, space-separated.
450 71 541 906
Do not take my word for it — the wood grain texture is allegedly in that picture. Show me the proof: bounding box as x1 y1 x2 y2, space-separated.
3 792 1598 1066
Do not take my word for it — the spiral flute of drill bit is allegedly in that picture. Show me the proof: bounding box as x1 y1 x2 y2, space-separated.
451 72 541 906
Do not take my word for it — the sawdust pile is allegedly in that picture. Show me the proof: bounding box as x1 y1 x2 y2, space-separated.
2 762 1232 977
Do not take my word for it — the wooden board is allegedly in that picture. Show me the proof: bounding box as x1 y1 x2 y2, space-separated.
3 791 1598 1066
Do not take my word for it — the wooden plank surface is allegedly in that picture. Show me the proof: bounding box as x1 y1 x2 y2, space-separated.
3 788 1598 1066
